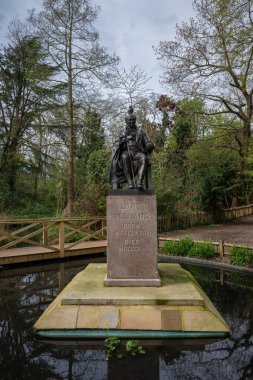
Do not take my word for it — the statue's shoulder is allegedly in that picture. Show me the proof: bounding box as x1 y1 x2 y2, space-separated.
137 126 146 135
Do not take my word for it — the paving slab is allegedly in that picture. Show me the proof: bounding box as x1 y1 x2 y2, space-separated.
120 309 161 330
61 263 204 306
34 263 230 337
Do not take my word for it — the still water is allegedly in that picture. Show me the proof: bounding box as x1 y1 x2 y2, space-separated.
0 255 253 380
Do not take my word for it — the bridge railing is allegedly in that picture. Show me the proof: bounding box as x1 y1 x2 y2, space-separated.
0 217 107 256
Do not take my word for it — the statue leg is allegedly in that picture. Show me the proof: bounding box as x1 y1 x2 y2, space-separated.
121 151 134 189
135 153 147 190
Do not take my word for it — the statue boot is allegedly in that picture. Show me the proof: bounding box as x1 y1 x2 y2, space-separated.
136 166 145 190
126 175 134 189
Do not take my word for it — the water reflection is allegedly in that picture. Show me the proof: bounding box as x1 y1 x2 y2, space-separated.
0 257 253 380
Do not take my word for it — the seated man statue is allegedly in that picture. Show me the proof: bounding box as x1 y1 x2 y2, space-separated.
110 106 154 190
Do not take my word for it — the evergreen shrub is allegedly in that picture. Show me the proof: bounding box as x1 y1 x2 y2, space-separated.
229 246 253 266
159 237 194 256
188 241 215 259
160 238 215 259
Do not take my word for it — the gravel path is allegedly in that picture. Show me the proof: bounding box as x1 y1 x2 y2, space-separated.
159 215 253 246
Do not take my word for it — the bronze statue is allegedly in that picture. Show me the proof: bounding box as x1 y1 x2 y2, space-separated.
110 106 154 190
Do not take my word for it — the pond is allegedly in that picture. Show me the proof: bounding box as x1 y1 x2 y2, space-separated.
0 255 253 380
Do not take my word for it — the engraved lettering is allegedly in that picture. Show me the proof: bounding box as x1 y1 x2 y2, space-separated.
124 239 140 245
120 202 142 210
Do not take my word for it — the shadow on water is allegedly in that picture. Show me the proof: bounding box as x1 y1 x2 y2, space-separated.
0 256 253 380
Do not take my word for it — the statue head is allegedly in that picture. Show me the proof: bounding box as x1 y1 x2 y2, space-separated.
125 106 137 128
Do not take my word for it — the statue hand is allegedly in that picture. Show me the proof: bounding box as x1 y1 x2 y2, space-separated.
146 143 154 152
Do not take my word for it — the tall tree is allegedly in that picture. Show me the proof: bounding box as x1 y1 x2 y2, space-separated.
155 0 253 170
0 24 58 208
29 0 118 215
108 65 151 107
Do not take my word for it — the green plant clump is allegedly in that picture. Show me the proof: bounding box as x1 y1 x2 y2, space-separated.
159 237 194 256
229 246 253 267
188 241 215 259
105 336 121 358
105 337 145 359
247 251 253 266
125 340 145 356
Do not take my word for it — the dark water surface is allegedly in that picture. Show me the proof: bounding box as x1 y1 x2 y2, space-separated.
0 256 253 380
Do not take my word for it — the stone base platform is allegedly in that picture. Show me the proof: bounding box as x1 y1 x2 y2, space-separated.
34 264 230 339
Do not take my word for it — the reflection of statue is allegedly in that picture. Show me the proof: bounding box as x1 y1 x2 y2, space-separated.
110 106 154 190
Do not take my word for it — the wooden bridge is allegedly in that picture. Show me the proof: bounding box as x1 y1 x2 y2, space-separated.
0 217 107 266
1 204 252 266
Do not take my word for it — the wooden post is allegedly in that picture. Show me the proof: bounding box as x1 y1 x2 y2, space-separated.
42 223 49 245
59 221 65 257
102 219 106 238
219 240 224 259
220 269 224 285
58 262 65 291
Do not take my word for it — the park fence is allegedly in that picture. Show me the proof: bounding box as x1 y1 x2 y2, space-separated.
157 204 253 233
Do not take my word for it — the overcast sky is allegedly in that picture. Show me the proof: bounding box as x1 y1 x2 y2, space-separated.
0 0 194 93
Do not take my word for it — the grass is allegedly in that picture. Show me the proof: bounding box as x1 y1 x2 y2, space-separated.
159 237 215 259
229 246 253 267
159 237 194 256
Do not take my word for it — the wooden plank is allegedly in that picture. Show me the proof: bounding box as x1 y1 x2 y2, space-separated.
0 216 106 224
43 223 49 245
0 224 58 251
0 222 41 243
0 240 107 266
66 227 107 250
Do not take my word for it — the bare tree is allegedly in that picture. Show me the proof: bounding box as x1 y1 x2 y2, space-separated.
29 0 118 215
108 65 152 107
155 0 253 170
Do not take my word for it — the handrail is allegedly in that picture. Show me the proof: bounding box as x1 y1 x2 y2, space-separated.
0 216 106 224
0 217 107 258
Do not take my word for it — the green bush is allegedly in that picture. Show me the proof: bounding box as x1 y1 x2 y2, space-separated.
188 241 215 259
65 232 84 243
125 340 145 356
160 238 215 259
229 246 253 266
247 251 253 266
159 237 194 256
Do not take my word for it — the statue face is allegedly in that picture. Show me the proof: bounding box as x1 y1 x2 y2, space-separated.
126 117 136 128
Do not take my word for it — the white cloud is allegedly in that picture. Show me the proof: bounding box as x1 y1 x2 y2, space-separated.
0 0 194 92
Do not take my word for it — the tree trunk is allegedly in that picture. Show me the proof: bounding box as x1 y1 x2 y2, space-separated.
66 15 74 217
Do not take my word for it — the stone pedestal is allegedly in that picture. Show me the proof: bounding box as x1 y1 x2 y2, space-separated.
104 190 161 287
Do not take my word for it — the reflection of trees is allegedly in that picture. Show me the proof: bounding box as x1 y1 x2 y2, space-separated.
159 265 253 380
1 261 253 379
0 261 108 380
160 332 253 379
0 270 61 379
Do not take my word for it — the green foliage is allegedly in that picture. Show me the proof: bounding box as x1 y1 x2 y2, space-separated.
13 203 55 218
0 181 12 212
229 246 253 267
160 238 215 259
159 237 194 256
125 340 145 356
74 183 108 215
65 232 84 243
86 149 111 185
105 337 121 358
105 337 145 359
188 241 215 259
186 135 239 210
152 151 180 215
247 252 253 266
